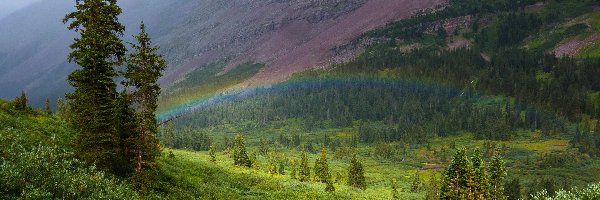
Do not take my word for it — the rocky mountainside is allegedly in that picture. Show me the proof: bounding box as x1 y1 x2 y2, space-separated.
0 0 445 106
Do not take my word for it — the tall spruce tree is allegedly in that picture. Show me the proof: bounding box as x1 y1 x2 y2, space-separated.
113 91 138 176
124 22 166 173
233 134 251 167
314 148 330 183
19 91 27 110
63 0 126 171
290 159 298 179
348 155 366 190
441 148 475 200
299 150 311 182
472 148 490 199
489 149 507 200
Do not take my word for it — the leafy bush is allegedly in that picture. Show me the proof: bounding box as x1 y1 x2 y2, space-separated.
531 183 600 200
0 108 139 200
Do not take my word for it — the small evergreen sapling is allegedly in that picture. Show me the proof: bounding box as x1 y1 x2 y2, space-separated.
348 155 366 190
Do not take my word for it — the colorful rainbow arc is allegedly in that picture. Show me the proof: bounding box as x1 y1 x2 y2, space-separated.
155 74 475 123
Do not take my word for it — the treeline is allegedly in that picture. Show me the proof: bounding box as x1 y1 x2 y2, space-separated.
175 72 568 145
158 124 212 151
362 0 542 43
364 0 597 47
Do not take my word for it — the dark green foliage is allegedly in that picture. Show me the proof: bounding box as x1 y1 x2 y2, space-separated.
232 134 251 167
489 149 507 200
158 122 176 148
290 159 298 180
299 151 311 182
505 178 521 200
477 12 542 50
63 0 126 171
160 125 212 151
19 91 27 110
278 162 285 175
114 91 138 176
0 105 138 199
348 155 366 190
472 149 490 199
314 148 330 183
441 148 475 200
124 22 166 174
13 91 28 110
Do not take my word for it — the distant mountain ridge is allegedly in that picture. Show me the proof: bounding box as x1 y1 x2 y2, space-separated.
0 0 445 107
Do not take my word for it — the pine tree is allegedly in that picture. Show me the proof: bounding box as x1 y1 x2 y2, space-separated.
209 144 217 162
63 0 126 171
314 148 330 183
113 91 138 176
13 96 21 110
489 149 507 200
440 148 475 200
472 148 490 199
19 91 27 110
299 151 311 182
233 134 251 167
290 159 298 179
44 98 52 114
124 22 166 173
348 155 366 190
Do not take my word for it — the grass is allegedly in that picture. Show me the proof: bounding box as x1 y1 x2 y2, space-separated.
153 149 423 199
162 114 600 198
577 40 600 58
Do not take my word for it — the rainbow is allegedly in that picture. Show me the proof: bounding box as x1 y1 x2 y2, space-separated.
155 73 473 123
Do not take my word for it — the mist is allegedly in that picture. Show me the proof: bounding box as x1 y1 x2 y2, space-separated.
0 0 42 19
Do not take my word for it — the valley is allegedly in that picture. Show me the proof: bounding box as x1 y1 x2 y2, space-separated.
2 0 600 199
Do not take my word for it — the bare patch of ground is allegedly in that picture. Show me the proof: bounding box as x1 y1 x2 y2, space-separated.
447 37 472 50
553 33 600 57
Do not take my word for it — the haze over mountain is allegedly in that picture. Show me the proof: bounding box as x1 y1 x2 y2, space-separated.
0 0 41 19
0 0 444 107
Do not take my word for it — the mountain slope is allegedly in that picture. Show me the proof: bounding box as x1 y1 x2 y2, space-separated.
0 0 445 107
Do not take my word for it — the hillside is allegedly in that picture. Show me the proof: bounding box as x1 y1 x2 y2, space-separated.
158 0 600 199
3 0 600 199
0 0 444 107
